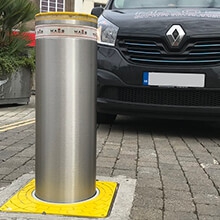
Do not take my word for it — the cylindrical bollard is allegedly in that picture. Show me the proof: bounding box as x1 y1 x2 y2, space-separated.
35 12 97 203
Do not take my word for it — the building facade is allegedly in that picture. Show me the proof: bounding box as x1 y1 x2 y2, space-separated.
81 0 107 13
33 0 107 13
27 0 107 30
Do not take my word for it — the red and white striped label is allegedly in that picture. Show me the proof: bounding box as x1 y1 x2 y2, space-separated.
36 24 97 41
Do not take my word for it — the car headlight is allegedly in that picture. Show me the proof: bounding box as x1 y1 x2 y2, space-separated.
97 15 119 46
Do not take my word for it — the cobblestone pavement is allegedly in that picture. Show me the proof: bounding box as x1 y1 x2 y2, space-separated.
0 96 220 220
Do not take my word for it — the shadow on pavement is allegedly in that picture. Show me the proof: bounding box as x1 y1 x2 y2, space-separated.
114 115 220 139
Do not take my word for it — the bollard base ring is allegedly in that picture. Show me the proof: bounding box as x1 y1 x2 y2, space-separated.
32 188 100 204
0 179 118 218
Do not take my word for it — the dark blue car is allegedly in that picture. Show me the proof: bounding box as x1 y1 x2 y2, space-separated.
92 0 220 123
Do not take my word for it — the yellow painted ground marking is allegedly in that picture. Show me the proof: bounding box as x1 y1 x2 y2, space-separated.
0 179 118 218
0 119 35 132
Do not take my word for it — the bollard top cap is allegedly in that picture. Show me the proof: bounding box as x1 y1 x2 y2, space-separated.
35 12 97 24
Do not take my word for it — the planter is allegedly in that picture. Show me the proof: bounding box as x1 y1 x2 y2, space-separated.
0 67 32 105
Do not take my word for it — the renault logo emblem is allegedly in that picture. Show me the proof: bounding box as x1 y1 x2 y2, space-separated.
166 25 185 47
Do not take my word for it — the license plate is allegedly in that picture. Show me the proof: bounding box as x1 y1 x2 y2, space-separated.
143 72 205 88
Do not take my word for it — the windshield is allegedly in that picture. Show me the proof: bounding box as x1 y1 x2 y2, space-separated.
112 0 220 8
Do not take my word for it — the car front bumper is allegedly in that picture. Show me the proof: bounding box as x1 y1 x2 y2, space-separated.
97 45 220 121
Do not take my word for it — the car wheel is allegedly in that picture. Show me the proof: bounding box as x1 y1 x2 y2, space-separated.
97 112 117 124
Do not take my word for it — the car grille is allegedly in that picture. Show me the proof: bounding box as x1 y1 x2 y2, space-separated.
100 87 220 107
117 37 220 65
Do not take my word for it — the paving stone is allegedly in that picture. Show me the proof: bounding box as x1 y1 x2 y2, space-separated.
130 207 163 220
0 180 11 189
99 149 120 158
14 146 35 158
137 176 162 189
199 216 220 220
137 167 160 179
197 204 220 216
96 157 116 168
135 186 163 199
138 161 158 168
0 167 14 175
165 199 196 212
193 194 220 206
190 184 219 196
104 142 121 149
164 189 192 201
160 170 186 179
120 149 137 156
185 172 213 186
113 168 136 179
115 157 137 170
159 163 182 171
178 156 198 162
133 196 163 209
96 167 113 176
0 150 17 162
164 211 197 220
162 175 189 190
158 156 179 165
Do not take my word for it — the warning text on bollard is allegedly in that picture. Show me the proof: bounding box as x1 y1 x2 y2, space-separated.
36 24 97 41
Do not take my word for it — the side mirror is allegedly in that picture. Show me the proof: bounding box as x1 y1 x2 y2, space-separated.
91 7 104 18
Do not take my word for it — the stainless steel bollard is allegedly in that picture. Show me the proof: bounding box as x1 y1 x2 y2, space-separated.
35 13 97 203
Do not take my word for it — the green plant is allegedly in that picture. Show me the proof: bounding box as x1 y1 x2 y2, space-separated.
0 0 38 77
0 48 35 78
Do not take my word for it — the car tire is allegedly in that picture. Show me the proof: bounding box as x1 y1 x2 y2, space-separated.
97 112 117 124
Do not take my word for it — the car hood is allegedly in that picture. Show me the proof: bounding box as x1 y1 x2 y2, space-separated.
102 8 220 36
